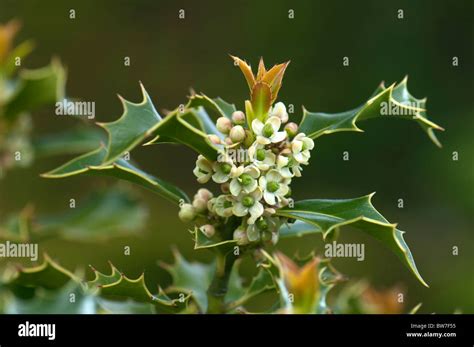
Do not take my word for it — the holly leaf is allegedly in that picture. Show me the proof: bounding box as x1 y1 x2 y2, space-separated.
159 249 215 312
88 262 187 313
41 145 189 204
299 77 444 147
276 193 428 287
187 93 236 119
226 267 275 311
144 107 222 161
5 281 97 314
33 127 105 158
279 220 322 238
2 59 66 121
35 188 148 241
4 254 79 292
98 83 162 165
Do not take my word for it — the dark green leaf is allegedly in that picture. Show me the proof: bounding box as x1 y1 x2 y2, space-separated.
276 193 428 287
299 78 443 147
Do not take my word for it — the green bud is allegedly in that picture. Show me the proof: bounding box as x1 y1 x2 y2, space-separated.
220 163 232 174
262 123 274 137
256 148 266 161
256 218 268 230
242 196 255 207
240 173 253 186
267 181 280 193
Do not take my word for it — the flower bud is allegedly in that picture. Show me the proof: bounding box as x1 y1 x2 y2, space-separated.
229 125 246 143
192 197 208 213
208 134 221 145
178 203 196 222
195 188 213 202
231 111 246 125
233 228 249 245
216 117 232 134
284 122 298 138
224 137 233 146
200 224 216 238
271 102 289 123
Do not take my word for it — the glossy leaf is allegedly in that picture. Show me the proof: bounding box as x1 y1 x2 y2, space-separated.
5 281 96 314
144 107 221 160
276 193 428 287
159 249 215 312
88 262 187 313
33 127 105 158
98 83 162 165
41 146 189 204
299 78 444 147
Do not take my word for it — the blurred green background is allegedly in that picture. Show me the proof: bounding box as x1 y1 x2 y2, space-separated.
0 0 472 313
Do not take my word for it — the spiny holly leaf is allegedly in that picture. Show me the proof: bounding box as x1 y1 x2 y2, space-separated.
159 249 215 312
88 262 187 313
5 281 97 314
299 77 444 147
41 145 189 204
226 266 275 311
36 188 148 241
98 83 162 165
33 127 105 158
5 254 79 292
187 93 237 119
276 193 428 287
2 59 66 121
144 107 222 161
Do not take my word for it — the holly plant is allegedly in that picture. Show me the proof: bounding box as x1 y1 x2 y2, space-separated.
2 55 443 314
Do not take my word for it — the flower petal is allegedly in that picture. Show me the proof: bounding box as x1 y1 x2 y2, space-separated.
252 119 264 135
264 191 276 205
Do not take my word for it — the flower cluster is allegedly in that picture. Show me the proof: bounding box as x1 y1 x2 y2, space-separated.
180 102 314 247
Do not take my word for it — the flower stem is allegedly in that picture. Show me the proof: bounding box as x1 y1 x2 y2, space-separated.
206 251 236 314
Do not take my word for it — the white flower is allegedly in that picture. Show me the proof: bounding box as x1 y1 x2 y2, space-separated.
248 144 276 171
229 165 260 196
291 133 314 164
251 116 287 145
270 102 289 123
212 157 238 184
214 194 234 217
232 189 264 224
259 169 289 205
193 155 213 183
